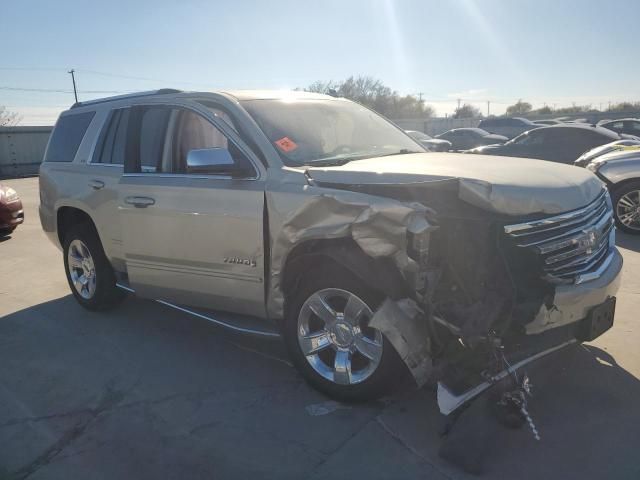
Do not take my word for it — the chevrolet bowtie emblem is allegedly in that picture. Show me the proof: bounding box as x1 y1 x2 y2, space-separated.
577 227 599 254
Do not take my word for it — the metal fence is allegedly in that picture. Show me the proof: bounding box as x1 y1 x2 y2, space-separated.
0 126 52 178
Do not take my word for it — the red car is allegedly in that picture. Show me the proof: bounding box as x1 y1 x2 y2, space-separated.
0 183 24 235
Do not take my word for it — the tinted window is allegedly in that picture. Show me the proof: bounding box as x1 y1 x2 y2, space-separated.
44 111 95 162
94 109 129 165
139 108 171 172
627 121 640 133
513 129 547 145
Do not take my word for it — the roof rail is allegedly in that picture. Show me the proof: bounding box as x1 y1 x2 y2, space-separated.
70 88 183 109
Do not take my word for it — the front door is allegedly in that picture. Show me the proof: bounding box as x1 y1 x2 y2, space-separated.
118 103 266 317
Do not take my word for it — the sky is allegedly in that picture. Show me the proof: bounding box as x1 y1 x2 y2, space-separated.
2 0 639 125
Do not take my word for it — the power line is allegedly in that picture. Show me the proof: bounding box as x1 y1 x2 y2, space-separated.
76 69 215 88
0 86 128 94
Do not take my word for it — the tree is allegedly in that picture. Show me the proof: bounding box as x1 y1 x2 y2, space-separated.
0 106 21 126
305 76 434 118
609 101 640 112
533 106 552 115
453 103 482 119
505 99 532 116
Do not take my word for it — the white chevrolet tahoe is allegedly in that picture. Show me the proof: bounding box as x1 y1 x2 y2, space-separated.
39 89 622 410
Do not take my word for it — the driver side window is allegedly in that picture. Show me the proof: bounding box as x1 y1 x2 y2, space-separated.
170 109 252 176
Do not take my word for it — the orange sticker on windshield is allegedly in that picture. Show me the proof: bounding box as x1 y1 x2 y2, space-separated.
275 136 298 153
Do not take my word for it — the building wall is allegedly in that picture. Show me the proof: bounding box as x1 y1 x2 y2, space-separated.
0 126 52 178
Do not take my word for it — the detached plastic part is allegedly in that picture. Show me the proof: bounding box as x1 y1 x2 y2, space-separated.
369 298 433 386
437 339 576 415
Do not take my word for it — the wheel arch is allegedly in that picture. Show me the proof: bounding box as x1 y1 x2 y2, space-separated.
56 206 100 246
280 237 411 316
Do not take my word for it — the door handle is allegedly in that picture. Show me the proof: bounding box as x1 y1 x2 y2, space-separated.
89 179 105 190
125 196 156 208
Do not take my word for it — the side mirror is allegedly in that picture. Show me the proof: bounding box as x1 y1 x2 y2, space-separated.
186 148 236 175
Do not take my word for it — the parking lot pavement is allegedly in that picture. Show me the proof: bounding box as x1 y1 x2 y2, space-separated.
1 176 639 479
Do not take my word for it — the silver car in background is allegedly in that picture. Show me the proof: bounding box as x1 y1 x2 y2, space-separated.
585 147 640 233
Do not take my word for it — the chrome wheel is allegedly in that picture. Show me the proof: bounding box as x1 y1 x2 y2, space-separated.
616 189 640 231
67 239 97 300
297 288 383 385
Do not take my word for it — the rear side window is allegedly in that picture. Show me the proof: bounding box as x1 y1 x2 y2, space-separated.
45 111 95 162
94 109 129 165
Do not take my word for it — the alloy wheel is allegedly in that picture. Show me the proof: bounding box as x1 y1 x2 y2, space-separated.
67 239 97 300
297 288 383 385
616 189 640 231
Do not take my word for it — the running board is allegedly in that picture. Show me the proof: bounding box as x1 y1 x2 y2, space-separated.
437 339 576 415
116 283 281 338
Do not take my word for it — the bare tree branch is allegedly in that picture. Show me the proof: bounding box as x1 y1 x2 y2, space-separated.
0 106 21 127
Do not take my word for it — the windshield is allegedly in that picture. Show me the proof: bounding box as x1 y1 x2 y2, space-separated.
241 98 424 166
407 130 433 141
468 128 491 136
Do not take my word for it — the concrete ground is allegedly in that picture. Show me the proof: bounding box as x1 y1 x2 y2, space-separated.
1 176 639 480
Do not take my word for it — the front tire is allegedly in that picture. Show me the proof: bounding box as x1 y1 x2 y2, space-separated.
612 181 640 234
284 264 402 402
63 224 125 310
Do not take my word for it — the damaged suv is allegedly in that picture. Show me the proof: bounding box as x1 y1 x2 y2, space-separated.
40 89 622 409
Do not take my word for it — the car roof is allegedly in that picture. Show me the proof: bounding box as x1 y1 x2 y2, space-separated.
533 123 619 138
221 89 335 101
67 88 337 113
601 118 640 123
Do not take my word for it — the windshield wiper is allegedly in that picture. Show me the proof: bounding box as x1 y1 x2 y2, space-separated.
304 149 422 167
375 149 423 158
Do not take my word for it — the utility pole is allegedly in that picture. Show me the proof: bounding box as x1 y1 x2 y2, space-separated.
417 92 424 102
457 98 461 110
68 69 78 103
487 100 490 116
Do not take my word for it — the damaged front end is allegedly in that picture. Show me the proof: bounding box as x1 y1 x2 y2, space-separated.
269 162 621 415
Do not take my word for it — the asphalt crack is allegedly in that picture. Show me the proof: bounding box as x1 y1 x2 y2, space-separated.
8 383 126 480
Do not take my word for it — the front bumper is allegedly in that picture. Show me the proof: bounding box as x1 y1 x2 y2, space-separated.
525 248 623 335
0 200 24 230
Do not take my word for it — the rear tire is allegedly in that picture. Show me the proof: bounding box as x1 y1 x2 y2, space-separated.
283 263 403 402
612 181 640 234
63 224 125 310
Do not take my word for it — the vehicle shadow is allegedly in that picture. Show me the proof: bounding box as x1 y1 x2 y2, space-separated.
1 294 639 479
616 231 640 252
0 294 384 479
413 342 640 479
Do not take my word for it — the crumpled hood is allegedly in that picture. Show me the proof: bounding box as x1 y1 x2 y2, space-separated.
306 153 604 216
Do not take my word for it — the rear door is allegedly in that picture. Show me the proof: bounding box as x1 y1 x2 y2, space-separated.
117 101 267 317
85 108 129 263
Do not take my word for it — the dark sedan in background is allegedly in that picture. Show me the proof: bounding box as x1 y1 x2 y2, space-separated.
405 130 451 151
436 128 508 151
469 124 637 164
478 116 539 138
0 183 24 236
599 118 640 137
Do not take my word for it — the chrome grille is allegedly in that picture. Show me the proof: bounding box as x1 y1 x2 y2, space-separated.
504 189 615 284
